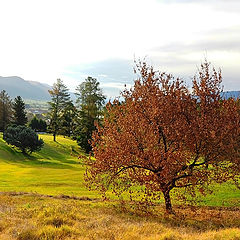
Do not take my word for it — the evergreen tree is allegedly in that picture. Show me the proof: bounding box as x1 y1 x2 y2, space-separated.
60 101 77 137
29 115 39 131
48 79 71 141
29 116 47 132
75 76 106 153
12 96 27 126
39 119 47 132
0 90 12 131
4 125 44 154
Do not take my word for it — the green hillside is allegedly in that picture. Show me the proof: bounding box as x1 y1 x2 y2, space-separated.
0 133 239 207
0 133 98 198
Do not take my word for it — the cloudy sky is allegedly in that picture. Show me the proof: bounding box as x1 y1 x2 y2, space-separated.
0 0 239 98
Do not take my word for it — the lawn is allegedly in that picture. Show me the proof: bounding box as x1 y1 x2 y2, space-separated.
0 133 239 206
0 133 98 198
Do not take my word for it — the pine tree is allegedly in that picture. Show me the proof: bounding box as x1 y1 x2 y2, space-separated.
48 79 71 141
60 101 77 137
75 76 106 153
12 96 28 126
29 115 39 131
0 90 12 131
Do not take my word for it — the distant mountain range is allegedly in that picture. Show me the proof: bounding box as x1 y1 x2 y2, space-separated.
0 76 239 101
221 91 240 99
0 76 76 101
0 76 51 101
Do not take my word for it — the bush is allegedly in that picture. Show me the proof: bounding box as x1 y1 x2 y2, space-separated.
3 125 44 154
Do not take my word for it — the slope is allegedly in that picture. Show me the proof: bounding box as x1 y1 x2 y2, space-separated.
0 76 51 101
0 133 98 197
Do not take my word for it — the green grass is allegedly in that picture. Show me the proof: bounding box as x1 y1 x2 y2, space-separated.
0 132 239 207
0 133 98 197
0 133 239 239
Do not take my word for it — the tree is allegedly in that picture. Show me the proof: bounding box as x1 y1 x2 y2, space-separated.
60 101 77 137
39 119 47 132
29 116 47 132
12 96 28 126
3 125 44 154
75 76 106 153
0 90 12 131
86 62 240 214
48 79 71 141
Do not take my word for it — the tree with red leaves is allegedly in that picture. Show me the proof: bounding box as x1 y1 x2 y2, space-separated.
85 61 240 214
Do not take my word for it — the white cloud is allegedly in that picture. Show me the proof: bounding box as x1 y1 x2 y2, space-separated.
0 0 239 95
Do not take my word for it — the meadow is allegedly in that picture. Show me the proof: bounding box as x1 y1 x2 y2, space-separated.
0 133 239 239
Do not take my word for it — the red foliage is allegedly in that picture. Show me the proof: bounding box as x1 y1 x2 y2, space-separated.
85 61 240 213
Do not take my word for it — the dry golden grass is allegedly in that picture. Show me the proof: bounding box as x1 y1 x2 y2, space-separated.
0 193 239 240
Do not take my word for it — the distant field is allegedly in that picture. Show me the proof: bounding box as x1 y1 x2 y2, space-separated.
0 133 239 206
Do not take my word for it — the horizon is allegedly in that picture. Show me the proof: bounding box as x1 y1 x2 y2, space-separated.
0 0 239 98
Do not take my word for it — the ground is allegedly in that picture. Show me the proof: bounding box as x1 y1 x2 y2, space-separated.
0 133 239 239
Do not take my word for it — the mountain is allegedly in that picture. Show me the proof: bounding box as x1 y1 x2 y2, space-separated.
0 76 51 101
0 76 239 101
221 91 240 100
0 76 76 101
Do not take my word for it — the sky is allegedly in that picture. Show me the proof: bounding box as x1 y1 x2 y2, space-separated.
0 0 239 98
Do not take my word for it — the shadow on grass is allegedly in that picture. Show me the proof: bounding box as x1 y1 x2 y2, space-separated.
0 142 79 170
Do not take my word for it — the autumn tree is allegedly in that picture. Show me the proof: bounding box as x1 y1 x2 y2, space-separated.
0 90 12 131
48 79 71 141
86 62 240 214
75 76 106 153
12 96 28 126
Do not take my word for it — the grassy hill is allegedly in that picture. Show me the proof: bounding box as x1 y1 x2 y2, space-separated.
0 133 239 239
0 133 239 205
0 133 98 198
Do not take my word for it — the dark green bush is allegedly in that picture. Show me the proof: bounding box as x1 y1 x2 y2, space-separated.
3 125 44 154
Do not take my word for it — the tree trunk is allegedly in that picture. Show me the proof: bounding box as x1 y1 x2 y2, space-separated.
163 190 174 214
53 132 56 142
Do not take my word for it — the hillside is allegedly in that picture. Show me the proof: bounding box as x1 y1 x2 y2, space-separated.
0 133 97 197
221 91 240 99
0 75 239 102
0 76 51 101
0 133 239 239
0 133 239 205
0 76 76 102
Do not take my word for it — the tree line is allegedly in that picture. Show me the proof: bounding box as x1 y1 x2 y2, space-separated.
0 92 44 153
48 77 106 153
1 62 239 213
0 76 106 154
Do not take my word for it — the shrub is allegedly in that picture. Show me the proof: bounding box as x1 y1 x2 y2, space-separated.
3 125 44 154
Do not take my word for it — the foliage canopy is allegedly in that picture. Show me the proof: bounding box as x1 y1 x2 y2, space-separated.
12 96 27 126
0 90 12 131
75 76 106 153
48 79 71 141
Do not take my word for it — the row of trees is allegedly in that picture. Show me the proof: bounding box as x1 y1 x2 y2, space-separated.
0 91 46 132
0 92 44 154
0 76 106 153
48 77 106 153
0 92 28 131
